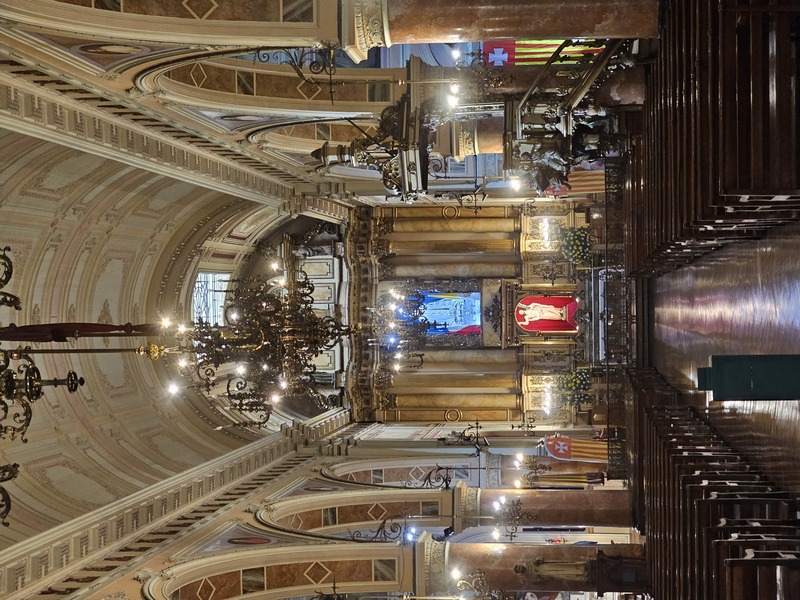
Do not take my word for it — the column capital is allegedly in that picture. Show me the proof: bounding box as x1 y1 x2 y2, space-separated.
454 480 481 530
340 0 392 63
419 534 449 595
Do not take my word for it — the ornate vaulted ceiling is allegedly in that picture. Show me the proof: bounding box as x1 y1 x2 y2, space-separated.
0 0 381 547
0 130 291 547
0 1 398 206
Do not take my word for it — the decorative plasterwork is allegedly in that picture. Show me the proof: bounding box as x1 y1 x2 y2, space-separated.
0 79 291 205
341 0 391 62
0 437 301 600
423 536 448 595
454 480 480 531
452 120 478 161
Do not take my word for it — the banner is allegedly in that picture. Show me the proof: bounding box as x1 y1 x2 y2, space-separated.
543 435 608 463
532 472 606 487
483 40 603 66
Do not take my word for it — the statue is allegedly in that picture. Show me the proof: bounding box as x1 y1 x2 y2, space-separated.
514 558 589 583
517 302 569 325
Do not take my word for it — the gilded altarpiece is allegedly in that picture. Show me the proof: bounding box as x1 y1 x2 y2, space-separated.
521 201 578 284
523 374 572 423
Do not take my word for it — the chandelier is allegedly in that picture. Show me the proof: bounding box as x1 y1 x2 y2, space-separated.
167 268 351 428
0 247 86 525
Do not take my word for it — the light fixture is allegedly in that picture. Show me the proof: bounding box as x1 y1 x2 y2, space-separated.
492 496 535 541
0 248 85 526
166 266 351 427
453 570 503 600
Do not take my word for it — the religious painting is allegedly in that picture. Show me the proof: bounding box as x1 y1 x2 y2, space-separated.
514 295 578 333
406 292 482 335
190 523 281 555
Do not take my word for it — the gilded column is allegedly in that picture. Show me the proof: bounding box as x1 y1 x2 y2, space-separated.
389 238 517 255
393 263 518 278
391 373 518 389
391 218 517 234
383 206 513 219
395 394 520 408
423 349 517 365
382 406 522 422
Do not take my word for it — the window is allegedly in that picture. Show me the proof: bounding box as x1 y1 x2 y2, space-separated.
237 72 255 95
193 271 229 325
420 501 439 516
322 507 337 526
242 568 265 593
368 83 391 102
373 559 396 581
283 0 314 22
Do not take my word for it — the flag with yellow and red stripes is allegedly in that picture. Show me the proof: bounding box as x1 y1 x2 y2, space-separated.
482 40 603 66
544 435 608 463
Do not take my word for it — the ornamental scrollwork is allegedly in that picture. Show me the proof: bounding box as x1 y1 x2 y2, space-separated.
354 0 390 52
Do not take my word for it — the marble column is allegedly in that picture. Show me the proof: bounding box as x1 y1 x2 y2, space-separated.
443 541 643 593
342 1 659 61
458 486 631 528
387 1 660 43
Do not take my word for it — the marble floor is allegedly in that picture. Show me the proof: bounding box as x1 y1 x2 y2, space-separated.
651 222 800 492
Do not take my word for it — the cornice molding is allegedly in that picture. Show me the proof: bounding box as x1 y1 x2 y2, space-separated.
0 76 291 204
0 1 337 47
0 434 300 599
340 0 391 63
